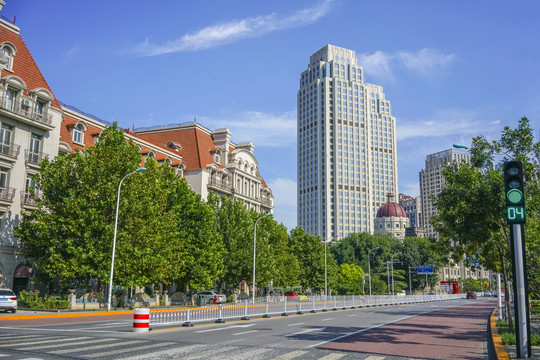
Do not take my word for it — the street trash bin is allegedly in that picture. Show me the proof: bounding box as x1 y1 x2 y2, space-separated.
197 294 207 306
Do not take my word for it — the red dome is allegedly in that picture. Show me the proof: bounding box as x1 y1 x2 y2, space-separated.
376 201 407 218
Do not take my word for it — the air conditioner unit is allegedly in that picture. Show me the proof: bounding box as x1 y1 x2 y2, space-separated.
21 99 31 107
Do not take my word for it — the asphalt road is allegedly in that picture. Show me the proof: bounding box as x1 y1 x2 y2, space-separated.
0 298 496 359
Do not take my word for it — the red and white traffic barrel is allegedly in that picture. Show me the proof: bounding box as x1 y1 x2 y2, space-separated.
133 308 150 333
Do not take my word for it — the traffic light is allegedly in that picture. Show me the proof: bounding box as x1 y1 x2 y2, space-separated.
504 161 526 224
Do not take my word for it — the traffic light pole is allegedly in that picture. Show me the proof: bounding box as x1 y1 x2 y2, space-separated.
510 223 531 358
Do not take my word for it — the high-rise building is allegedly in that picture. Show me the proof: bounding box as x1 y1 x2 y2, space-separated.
297 45 398 239
419 148 470 239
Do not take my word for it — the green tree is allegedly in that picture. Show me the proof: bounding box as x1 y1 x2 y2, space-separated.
336 263 364 295
431 117 540 327
289 227 338 294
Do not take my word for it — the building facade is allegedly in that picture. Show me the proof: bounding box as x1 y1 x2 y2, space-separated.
419 148 470 239
0 6 63 292
398 193 422 228
373 193 409 239
297 44 398 239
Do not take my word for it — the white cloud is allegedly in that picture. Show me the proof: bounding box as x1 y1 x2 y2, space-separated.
201 110 297 147
267 177 297 230
357 48 455 82
132 0 334 56
397 48 456 77
397 108 501 141
357 51 395 82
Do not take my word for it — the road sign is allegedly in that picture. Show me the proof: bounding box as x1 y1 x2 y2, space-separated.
417 265 434 275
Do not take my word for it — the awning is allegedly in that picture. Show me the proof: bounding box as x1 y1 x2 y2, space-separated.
14 265 30 278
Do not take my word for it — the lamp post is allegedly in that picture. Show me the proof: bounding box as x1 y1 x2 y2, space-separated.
391 252 402 296
107 167 146 312
323 234 339 297
253 213 273 303
368 246 380 296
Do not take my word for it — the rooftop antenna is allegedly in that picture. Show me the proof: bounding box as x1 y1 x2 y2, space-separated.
194 116 196 123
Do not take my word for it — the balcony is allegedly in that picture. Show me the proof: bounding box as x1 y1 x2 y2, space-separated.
260 196 273 206
21 191 39 207
0 96 53 127
0 142 20 159
25 149 48 165
208 178 233 193
0 187 16 203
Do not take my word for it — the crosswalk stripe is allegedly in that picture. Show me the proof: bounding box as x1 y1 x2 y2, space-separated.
365 356 385 360
179 346 238 360
0 337 83 348
273 350 309 359
318 353 347 360
115 344 207 360
23 337 116 350
0 335 42 343
84 342 175 358
49 340 144 355
231 347 272 359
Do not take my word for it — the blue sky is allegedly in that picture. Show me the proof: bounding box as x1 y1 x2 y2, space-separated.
5 1 539 231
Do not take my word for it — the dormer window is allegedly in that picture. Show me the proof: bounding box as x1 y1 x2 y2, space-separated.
0 43 15 71
4 88 16 110
212 149 222 164
73 124 83 144
148 150 156 159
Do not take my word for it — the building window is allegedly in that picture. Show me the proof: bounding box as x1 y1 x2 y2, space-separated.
28 133 42 163
0 123 13 154
1 44 14 71
73 124 83 144
4 88 16 111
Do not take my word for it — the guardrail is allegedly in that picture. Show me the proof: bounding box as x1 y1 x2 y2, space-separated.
149 294 464 327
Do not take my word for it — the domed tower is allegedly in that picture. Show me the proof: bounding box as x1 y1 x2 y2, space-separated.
374 193 409 240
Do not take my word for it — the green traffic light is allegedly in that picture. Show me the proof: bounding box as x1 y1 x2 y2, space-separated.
507 188 523 204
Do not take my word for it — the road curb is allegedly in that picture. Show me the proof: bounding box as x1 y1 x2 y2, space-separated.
490 308 511 360
1 310 133 320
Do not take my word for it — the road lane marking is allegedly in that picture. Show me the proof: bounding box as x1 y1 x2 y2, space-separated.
308 315 415 348
233 330 258 336
321 318 334 321
0 335 42 343
285 327 326 337
85 342 175 358
49 340 144 354
195 324 254 333
365 356 385 360
180 346 237 360
0 337 87 347
0 326 121 333
23 337 117 350
347 314 357 317
273 350 309 359
319 353 346 360
116 344 206 360
288 322 304 326
233 347 272 359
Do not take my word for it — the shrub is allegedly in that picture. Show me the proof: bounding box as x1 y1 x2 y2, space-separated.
18 290 70 310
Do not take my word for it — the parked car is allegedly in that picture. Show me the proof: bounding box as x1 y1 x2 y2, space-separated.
194 290 226 304
284 291 307 301
0 289 17 313
466 291 477 299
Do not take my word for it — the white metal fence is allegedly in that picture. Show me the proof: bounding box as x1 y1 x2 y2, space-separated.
149 294 464 327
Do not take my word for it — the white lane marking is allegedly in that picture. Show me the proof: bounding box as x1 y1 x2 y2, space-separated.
285 327 326 337
115 344 206 360
0 337 89 348
232 347 272 359
273 350 309 359
318 353 346 360
308 315 415 348
181 346 237 360
23 337 117 350
347 314 357 317
49 340 144 355
195 324 254 333
288 322 305 326
364 356 385 360
0 326 121 333
0 355 10 358
321 318 334 321
0 335 42 342
85 342 175 358
233 330 258 336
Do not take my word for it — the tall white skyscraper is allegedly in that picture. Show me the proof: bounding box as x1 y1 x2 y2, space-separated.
419 148 470 238
297 45 398 239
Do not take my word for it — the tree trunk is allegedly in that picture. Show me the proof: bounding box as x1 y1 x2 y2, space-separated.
500 251 513 329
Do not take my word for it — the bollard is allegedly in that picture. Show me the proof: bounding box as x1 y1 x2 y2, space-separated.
133 308 150 333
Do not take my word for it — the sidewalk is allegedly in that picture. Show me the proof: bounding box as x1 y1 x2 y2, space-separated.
503 315 540 359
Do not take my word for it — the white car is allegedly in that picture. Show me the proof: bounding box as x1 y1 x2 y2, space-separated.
194 290 226 304
0 289 17 313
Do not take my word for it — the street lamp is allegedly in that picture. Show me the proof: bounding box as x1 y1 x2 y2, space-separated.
391 252 402 296
107 167 146 312
368 246 380 296
253 213 273 303
322 234 339 297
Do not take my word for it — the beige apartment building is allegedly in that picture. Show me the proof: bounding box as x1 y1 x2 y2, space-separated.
297 45 398 239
